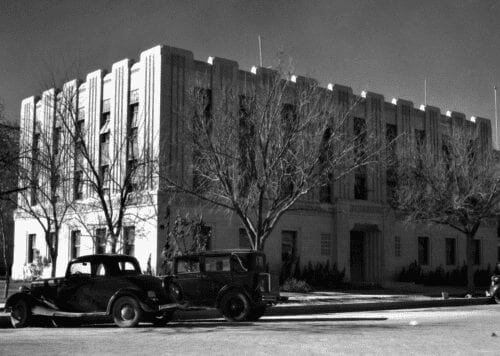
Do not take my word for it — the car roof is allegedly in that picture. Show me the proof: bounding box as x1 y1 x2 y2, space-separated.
176 249 263 257
69 254 138 263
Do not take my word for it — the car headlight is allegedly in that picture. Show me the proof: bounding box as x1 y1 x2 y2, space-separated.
147 290 157 299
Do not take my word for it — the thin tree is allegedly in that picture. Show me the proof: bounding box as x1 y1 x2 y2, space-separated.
161 63 383 251
393 123 500 292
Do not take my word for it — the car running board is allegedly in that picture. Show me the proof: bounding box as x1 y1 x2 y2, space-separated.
32 305 108 318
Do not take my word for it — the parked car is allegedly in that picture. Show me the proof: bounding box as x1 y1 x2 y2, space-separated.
488 265 500 303
163 249 280 321
5 254 180 328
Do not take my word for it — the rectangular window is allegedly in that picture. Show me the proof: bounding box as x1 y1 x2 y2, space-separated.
395 236 401 258
31 133 41 206
205 256 231 272
415 129 426 149
74 171 83 200
123 226 135 256
353 117 366 159
282 230 297 262
192 88 212 192
53 126 61 156
46 232 56 262
320 234 331 256
100 133 110 166
239 228 252 249
473 239 481 265
95 228 106 254
70 231 81 259
27 234 36 263
418 236 429 265
100 165 110 194
354 171 368 200
445 238 456 265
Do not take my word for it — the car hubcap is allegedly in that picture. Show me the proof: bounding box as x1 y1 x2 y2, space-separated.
230 299 243 316
121 305 135 320
12 305 25 321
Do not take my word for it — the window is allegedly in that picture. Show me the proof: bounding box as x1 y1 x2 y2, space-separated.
100 164 110 194
95 228 106 254
386 124 397 152
69 261 91 276
418 236 429 265
53 126 61 156
395 236 401 258
70 230 81 259
497 246 500 263
386 167 397 203
205 256 231 272
353 117 366 159
199 225 212 251
319 174 332 203
473 239 481 265
445 238 456 265
281 230 297 262
354 170 368 200
100 133 110 166
27 234 37 263
320 234 331 256
175 256 200 274
192 88 212 192
30 133 40 206
123 226 135 256
101 100 110 129
239 228 252 249
46 232 56 262
74 171 83 200
415 129 426 149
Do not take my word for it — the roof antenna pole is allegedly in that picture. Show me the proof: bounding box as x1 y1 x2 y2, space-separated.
258 35 263 68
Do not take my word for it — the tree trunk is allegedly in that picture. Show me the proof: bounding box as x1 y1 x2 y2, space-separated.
465 232 475 294
51 254 57 277
3 270 10 299
110 234 118 254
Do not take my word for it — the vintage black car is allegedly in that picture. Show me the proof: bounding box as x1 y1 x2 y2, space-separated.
5 254 179 328
163 249 279 321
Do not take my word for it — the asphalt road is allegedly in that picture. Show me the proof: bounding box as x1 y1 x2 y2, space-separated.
1 305 499 355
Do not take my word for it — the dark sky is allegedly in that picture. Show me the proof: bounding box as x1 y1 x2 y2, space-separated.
2 0 500 128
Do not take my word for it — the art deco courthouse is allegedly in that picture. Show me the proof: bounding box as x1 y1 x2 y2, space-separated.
13 45 499 282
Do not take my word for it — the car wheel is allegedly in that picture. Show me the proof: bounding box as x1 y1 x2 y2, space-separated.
150 310 175 327
10 299 31 328
220 291 251 322
247 305 266 321
167 281 183 303
112 296 143 328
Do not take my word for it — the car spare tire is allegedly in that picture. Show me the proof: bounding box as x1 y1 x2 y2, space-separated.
220 291 251 322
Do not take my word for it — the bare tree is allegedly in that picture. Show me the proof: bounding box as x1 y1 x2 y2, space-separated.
393 123 500 292
0 99 19 295
55 83 156 254
16 92 74 277
161 63 382 251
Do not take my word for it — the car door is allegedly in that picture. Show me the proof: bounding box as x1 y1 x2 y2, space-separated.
204 255 232 302
56 260 97 312
174 256 210 305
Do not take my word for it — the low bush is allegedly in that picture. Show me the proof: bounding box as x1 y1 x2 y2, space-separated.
396 261 491 287
280 258 346 290
281 278 312 293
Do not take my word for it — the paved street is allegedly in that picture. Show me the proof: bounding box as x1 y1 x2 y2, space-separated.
1 305 499 355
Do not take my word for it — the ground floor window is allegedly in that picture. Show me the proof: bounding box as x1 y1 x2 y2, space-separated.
46 232 56 262
70 230 81 259
95 228 106 254
27 234 36 263
320 234 331 256
282 230 297 262
394 236 401 258
123 226 135 256
418 236 429 265
445 238 456 265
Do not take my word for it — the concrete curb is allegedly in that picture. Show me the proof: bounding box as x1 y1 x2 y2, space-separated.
172 297 491 320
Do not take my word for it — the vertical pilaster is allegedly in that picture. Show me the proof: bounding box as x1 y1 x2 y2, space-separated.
110 59 131 193
86 70 103 197
18 97 36 207
365 92 385 203
424 106 441 155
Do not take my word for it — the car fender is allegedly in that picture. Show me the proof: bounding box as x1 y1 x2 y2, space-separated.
4 291 57 315
106 288 153 315
215 285 253 308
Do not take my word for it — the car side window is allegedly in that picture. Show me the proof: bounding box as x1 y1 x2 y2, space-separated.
205 256 230 272
69 262 91 276
231 254 249 273
176 257 200 274
95 263 106 276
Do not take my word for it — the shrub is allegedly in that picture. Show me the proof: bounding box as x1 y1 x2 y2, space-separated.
281 259 345 289
281 278 312 293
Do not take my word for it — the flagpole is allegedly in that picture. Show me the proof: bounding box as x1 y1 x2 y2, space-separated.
258 35 263 67
495 86 498 149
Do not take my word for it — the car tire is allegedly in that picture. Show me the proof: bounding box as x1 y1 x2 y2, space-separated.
10 299 31 328
150 310 175 327
220 291 251 322
247 305 266 321
112 296 143 328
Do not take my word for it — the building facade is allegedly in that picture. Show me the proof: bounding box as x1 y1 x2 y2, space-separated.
12 44 500 283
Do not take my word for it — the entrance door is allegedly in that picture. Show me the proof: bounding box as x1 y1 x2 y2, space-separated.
350 231 365 282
